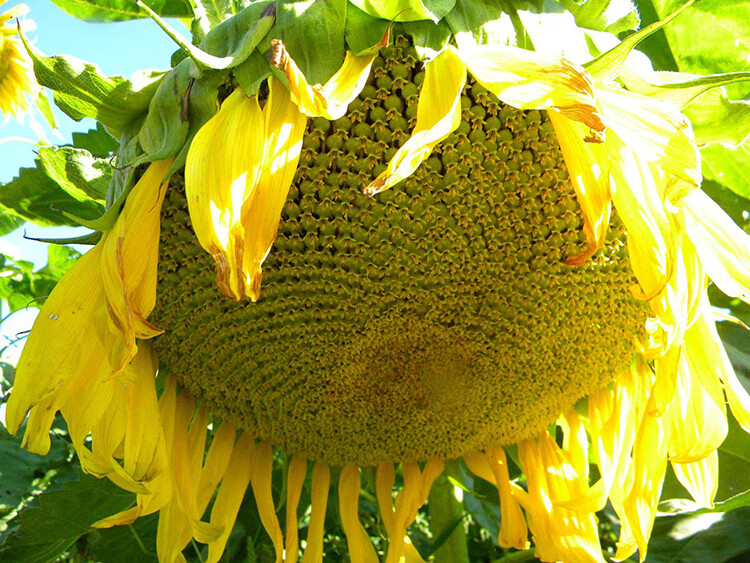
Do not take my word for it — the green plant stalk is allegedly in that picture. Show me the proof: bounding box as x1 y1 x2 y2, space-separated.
428 461 470 563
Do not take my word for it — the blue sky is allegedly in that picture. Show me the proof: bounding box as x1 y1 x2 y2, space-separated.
0 1 184 362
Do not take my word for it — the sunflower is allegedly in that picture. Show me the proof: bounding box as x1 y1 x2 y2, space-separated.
0 1 36 119
6 2 750 562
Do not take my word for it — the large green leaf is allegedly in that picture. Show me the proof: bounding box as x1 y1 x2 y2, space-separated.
85 513 159 562
0 163 104 228
0 205 25 237
49 0 192 22
71 124 119 158
37 146 111 203
24 42 164 137
0 424 71 520
277 0 347 85
0 471 137 563
649 0 750 200
560 0 640 33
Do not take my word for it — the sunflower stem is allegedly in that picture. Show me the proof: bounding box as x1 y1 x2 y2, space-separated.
428 461 470 563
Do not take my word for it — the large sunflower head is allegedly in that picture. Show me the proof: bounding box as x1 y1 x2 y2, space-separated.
6 1 750 561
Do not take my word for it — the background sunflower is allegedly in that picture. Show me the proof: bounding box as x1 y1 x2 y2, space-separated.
2 1 750 562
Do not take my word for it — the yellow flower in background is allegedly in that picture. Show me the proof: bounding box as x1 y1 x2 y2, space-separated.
6 12 750 563
0 1 36 120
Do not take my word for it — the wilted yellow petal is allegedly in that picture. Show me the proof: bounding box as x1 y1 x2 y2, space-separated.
4 244 106 442
196 423 236 511
486 448 529 550
598 84 700 192
271 32 386 120
459 42 604 135
672 452 718 509
185 89 265 301
683 189 750 303
609 139 675 300
241 77 306 301
101 159 173 375
548 111 612 265
364 45 466 196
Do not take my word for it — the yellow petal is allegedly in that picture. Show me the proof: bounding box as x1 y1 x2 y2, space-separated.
241 77 306 301
5 243 106 441
486 448 529 551
364 45 466 196
547 111 612 265
185 89 265 300
302 461 331 563
271 34 385 120
609 139 675 301
459 42 605 135
250 441 284 563
206 432 254 563
101 159 173 375
339 464 378 563
683 189 750 302
671 451 718 509
284 455 308 563
196 423 236 511
598 84 700 192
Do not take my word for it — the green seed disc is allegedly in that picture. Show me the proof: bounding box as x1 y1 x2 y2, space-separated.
151 35 647 467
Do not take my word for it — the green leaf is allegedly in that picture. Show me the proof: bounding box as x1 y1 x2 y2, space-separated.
71 124 119 158
701 142 750 201
277 0 347 86
25 231 102 246
646 507 750 562
34 91 58 130
163 71 222 178
85 513 159 562
0 471 136 563
344 3 391 56
0 164 104 228
349 0 456 22
0 205 25 237
37 146 111 203
49 0 192 22
0 423 71 516
135 60 192 162
685 94 750 147
22 39 163 137
234 50 272 96
137 0 273 71
584 0 696 81
445 0 517 49
560 0 639 33
631 0 679 71
199 0 276 66
404 19 452 59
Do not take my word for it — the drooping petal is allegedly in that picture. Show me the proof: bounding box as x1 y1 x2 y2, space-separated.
271 37 385 120
101 159 173 375
682 189 750 303
206 432 254 563
547 111 612 265
598 84 701 193
241 77 307 301
284 455 308 563
486 448 529 551
364 45 466 196
185 89 265 301
303 461 331 563
459 42 605 135
339 464 378 563
672 452 718 509
250 441 284 563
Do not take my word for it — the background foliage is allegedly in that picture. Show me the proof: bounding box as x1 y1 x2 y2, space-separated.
2 0 750 561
